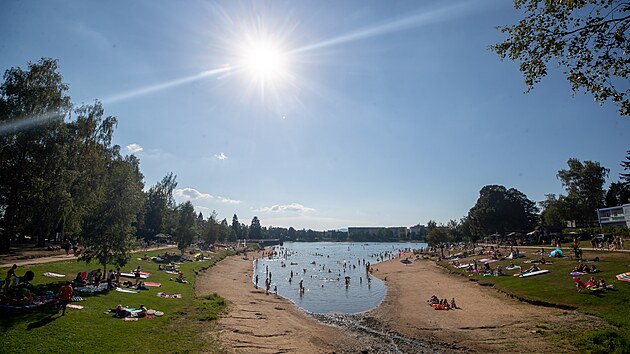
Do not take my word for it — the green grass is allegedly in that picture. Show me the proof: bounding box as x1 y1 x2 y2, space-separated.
441 248 630 352
1 248 232 353
196 293 227 321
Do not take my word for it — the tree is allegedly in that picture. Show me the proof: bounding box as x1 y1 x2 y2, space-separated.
492 0 630 116
231 214 240 239
80 154 145 276
174 201 197 254
0 58 72 251
557 158 609 222
202 210 219 245
140 173 177 239
605 181 630 206
539 194 567 229
426 226 452 247
622 150 630 185
250 216 262 239
60 102 118 243
467 185 539 237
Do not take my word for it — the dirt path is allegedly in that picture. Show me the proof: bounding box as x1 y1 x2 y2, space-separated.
0 245 175 268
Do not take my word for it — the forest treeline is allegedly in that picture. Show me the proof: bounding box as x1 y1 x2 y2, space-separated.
1 58 629 269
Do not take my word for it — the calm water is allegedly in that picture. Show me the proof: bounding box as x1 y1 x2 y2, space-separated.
253 242 427 314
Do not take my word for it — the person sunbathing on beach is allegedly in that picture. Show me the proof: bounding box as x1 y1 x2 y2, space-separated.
524 264 540 273
450 298 457 309
138 304 148 318
508 261 515 268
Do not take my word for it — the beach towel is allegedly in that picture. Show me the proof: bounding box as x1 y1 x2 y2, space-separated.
120 272 149 279
505 266 521 270
123 317 138 321
43 272 65 278
615 272 630 282
71 296 84 302
144 282 161 287
75 283 108 293
157 292 182 298
66 304 83 309
115 287 139 294
519 269 549 278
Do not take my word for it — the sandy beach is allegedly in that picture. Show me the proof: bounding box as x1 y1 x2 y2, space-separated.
196 251 605 353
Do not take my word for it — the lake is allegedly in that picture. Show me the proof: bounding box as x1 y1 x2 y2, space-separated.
253 241 427 314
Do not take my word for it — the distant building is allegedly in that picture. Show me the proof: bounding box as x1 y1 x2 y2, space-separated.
409 224 427 239
597 203 630 228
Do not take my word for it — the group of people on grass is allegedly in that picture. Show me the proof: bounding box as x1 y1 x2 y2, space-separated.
573 263 599 274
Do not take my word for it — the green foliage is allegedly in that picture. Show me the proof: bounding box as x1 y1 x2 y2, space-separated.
175 201 198 254
139 173 178 239
621 150 630 186
249 216 262 239
576 330 630 354
557 158 609 223
492 0 630 116
467 185 539 237
0 58 72 250
196 293 227 321
80 154 145 273
605 181 630 207
425 226 452 246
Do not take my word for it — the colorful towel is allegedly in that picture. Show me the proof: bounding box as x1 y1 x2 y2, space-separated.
144 282 161 287
66 304 83 309
157 292 181 299
71 296 84 302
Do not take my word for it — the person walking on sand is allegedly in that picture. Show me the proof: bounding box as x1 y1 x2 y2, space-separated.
57 281 74 316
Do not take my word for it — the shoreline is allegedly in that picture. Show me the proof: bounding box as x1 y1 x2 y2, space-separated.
196 250 602 353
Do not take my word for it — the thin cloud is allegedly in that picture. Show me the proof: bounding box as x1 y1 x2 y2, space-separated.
218 196 240 204
175 188 213 201
215 152 228 160
256 203 315 214
126 143 143 154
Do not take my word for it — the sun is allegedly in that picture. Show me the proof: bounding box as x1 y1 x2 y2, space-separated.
240 40 287 81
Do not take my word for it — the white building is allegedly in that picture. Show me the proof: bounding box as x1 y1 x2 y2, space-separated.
597 203 630 228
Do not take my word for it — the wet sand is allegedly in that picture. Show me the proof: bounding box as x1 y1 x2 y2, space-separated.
196 252 604 353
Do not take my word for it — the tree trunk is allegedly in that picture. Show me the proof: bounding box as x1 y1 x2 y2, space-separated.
0 228 9 254
37 225 47 247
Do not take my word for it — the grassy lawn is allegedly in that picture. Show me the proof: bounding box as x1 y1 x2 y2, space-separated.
440 248 630 353
1 248 231 354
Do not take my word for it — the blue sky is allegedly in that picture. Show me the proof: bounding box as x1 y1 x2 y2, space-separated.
1 1 628 230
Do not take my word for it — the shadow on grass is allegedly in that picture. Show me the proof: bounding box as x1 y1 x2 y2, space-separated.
26 313 59 330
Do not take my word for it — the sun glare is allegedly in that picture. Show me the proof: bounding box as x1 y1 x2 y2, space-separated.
242 41 286 80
